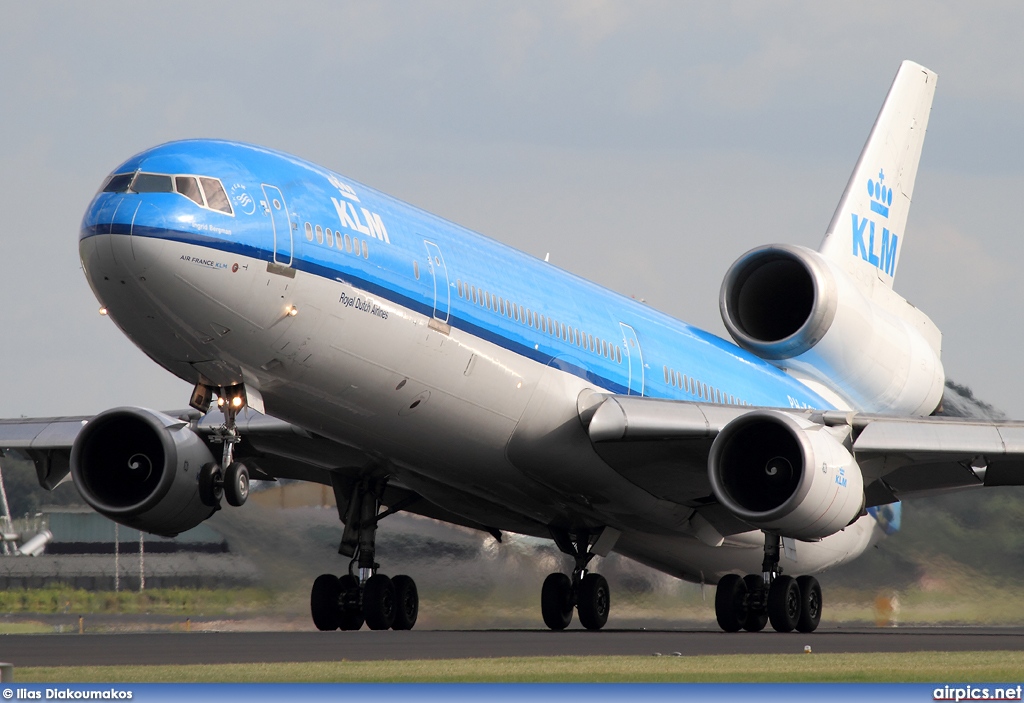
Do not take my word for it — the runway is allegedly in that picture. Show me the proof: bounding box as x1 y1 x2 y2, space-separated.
5 627 1024 668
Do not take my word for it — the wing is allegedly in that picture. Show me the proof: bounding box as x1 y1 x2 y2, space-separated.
0 408 499 537
583 394 1024 536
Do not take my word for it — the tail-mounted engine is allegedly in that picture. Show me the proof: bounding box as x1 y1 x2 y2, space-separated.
708 410 864 540
719 244 944 415
70 407 217 537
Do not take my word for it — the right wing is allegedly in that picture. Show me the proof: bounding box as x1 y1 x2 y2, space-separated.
582 394 1024 537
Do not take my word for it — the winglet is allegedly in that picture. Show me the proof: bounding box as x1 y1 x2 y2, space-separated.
819 61 937 288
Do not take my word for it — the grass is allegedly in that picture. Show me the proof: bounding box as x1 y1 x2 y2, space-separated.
15 651 1024 683
0 621 52 634
0 587 276 616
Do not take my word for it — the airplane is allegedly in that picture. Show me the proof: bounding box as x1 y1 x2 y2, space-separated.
2 59 1022 634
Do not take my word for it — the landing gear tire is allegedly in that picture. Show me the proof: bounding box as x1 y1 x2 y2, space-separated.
541 572 574 631
363 574 396 630
767 574 801 633
577 573 610 631
391 574 419 631
198 463 223 508
742 574 769 632
224 462 249 507
310 574 340 631
796 575 822 633
337 574 365 631
714 574 747 633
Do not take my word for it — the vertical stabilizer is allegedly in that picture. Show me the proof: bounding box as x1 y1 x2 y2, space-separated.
819 61 936 289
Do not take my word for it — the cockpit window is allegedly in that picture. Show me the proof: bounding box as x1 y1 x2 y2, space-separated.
175 176 204 207
131 173 174 193
200 178 232 214
101 168 234 216
103 173 134 193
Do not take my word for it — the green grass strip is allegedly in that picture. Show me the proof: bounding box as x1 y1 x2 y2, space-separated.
16 651 1024 683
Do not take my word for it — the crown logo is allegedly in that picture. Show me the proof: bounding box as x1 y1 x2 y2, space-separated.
328 173 360 202
867 169 892 218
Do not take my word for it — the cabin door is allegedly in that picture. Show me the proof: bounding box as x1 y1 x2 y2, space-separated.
423 240 450 323
619 322 644 396
262 184 293 266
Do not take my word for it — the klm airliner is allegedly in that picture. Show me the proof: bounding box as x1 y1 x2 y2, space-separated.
3 60 1022 633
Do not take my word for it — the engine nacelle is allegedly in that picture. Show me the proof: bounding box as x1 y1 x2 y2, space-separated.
708 410 864 540
720 244 944 415
70 407 217 537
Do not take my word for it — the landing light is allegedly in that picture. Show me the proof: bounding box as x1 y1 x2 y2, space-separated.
287 306 299 317
231 396 244 408
98 307 108 316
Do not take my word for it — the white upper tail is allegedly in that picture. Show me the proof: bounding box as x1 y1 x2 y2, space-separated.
819 60 937 290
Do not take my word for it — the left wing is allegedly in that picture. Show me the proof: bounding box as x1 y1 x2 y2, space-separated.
0 408 501 538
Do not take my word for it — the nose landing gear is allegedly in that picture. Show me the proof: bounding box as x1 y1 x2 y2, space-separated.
714 531 822 633
196 384 250 510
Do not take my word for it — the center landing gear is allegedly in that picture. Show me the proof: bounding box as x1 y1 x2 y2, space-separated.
540 528 612 631
309 478 420 631
714 531 822 633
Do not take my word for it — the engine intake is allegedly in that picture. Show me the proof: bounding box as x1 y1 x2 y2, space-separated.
708 410 864 540
70 407 217 537
720 244 944 415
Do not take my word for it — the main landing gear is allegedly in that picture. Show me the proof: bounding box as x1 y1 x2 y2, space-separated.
310 478 420 631
541 528 612 631
196 385 250 510
714 531 822 633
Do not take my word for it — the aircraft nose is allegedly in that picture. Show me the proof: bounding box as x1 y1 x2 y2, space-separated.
127 201 168 275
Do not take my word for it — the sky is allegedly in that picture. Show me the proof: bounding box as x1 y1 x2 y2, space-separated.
3 1 1024 419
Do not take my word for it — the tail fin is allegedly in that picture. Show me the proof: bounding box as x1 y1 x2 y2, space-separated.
819 60 937 289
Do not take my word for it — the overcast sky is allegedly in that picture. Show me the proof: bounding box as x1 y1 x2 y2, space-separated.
3 2 1024 419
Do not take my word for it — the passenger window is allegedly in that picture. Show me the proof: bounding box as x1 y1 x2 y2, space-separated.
175 176 204 206
132 173 173 193
325 228 333 246
199 178 232 214
664 366 669 383
103 173 134 193
616 347 621 363
315 225 323 244
413 260 420 279
345 234 353 253
362 240 368 258
352 237 361 254
305 222 313 241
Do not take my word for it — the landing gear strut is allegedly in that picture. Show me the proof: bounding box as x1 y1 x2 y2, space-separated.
714 531 822 633
309 477 420 631
196 384 250 510
540 528 612 631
